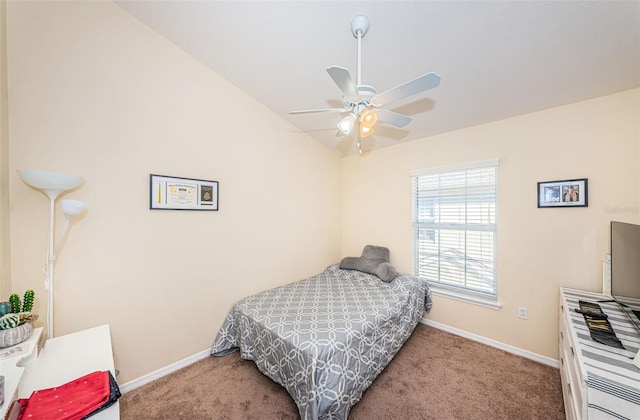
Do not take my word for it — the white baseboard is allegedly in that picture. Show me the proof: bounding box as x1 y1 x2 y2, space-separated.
120 320 559 394
419 318 560 368
119 348 211 394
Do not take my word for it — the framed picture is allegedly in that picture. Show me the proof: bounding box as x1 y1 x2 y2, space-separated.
150 174 218 210
537 178 588 208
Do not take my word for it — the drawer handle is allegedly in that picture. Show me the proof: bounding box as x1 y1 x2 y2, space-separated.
571 346 575 356
561 304 564 312
560 331 563 340
561 357 564 366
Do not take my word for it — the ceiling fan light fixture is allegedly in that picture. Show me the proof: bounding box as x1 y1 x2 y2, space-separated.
337 114 357 135
359 124 375 138
359 109 377 127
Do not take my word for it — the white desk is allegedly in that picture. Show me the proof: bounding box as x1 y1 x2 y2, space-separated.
18 324 119 419
0 327 43 418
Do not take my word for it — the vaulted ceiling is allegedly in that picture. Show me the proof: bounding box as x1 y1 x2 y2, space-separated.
116 1 640 155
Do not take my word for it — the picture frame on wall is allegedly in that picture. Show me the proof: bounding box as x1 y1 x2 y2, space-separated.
537 178 588 208
150 174 218 210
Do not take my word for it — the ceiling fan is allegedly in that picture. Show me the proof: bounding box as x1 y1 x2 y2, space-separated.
290 15 441 154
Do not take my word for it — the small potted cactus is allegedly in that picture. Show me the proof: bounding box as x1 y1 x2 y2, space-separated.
0 289 37 348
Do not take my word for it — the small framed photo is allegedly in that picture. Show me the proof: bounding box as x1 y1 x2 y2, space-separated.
150 174 218 211
537 178 588 208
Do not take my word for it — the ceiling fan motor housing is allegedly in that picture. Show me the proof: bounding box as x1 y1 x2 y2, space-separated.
356 85 376 105
342 85 376 113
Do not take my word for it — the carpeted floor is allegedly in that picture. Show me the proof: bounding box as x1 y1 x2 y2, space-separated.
120 324 565 419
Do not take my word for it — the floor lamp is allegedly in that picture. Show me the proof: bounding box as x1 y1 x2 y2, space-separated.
17 169 86 339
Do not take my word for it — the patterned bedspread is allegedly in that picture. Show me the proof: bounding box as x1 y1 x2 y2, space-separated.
211 264 432 420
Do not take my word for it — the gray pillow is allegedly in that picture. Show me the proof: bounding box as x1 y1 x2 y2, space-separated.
361 245 390 263
339 257 360 270
374 262 398 283
355 257 380 274
339 245 398 282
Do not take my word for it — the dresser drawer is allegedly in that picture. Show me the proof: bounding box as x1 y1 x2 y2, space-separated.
558 353 576 420
559 298 584 420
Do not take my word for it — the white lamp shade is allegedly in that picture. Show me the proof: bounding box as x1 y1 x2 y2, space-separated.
337 114 356 135
17 169 84 200
61 199 86 217
359 124 375 137
359 109 378 127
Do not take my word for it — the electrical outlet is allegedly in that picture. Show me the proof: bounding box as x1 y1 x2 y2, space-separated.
518 307 528 320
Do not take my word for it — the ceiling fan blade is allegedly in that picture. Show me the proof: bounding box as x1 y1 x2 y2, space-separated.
375 109 412 128
289 107 349 115
326 66 360 102
373 72 441 107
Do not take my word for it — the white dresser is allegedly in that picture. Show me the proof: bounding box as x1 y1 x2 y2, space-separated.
559 288 640 419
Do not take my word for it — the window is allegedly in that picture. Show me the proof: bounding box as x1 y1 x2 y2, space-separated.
411 159 498 305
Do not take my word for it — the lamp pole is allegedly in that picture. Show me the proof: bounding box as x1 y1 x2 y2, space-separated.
17 170 85 339
47 196 56 338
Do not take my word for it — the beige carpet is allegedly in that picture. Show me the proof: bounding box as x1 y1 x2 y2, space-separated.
120 324 565 419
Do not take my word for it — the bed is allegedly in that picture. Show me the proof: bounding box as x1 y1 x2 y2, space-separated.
211 250 431 420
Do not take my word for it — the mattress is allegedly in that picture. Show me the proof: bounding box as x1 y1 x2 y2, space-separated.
211 264 431 419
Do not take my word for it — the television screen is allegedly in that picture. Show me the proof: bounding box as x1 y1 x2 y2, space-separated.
610 221 640 330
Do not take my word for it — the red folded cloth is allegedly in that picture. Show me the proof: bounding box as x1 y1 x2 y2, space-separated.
17 371 113 420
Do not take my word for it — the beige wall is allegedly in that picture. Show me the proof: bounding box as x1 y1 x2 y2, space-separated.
0 0 10 297
4 0 640 385
6 1 341 383
342 88 640 359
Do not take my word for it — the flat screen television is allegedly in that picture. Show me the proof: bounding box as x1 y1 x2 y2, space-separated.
610 221 640 331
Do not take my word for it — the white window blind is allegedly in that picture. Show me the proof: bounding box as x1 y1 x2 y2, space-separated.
411 160 498 300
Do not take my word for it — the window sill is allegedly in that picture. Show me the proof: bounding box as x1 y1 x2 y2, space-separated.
429 287 502 310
